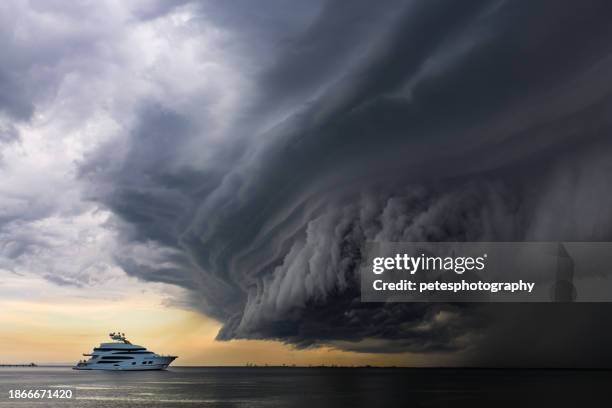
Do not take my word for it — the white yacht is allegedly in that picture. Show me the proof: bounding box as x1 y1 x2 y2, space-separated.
73 332 177 370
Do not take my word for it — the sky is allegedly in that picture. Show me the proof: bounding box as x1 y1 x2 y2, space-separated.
2 0 612 367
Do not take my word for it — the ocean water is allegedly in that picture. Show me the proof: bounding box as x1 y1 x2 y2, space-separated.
0 366 610 407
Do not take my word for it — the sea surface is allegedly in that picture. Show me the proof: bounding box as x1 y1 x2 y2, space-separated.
0 366 610 407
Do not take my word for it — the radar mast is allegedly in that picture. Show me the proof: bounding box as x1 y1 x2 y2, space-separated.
109 332 132 344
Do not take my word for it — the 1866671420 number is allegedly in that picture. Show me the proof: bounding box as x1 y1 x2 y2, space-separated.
9 389 73 399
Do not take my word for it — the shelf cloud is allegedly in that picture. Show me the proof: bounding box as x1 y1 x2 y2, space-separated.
3 0 612 364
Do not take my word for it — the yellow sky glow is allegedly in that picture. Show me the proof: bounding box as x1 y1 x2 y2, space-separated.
0 295 449 367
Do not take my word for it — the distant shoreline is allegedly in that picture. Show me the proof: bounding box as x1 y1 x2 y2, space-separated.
0 363 37 367
2 365 612 371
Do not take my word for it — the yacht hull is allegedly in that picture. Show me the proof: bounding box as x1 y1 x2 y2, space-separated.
73 365 171 371
73 356 177 371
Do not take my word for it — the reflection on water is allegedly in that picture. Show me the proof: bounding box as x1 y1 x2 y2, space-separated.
0 366 610 407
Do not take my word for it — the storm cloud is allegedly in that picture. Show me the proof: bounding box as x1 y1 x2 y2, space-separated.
3 0 612 364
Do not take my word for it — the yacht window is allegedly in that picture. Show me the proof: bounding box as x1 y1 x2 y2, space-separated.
101 356 133 360
118 351 153 354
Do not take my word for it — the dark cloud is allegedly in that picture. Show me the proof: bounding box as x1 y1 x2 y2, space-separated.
82 0 612 363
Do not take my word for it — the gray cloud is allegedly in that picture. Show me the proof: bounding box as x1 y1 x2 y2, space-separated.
0 122 19 145
32 0 612 363
43 273 84 288
0 71 33 121
0 1 199 294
